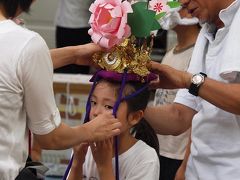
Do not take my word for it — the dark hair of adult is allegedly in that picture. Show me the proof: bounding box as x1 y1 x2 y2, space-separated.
0 0 33 18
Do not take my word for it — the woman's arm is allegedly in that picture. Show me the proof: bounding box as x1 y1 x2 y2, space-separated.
50 43 102 69
34 113 121 150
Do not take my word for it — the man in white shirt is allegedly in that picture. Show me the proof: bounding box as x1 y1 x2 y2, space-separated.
145 0 240 179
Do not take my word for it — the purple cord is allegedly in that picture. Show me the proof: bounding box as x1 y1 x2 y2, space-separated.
122 83 148 101
62 154 74 180
112 70 128 180
84 71 100 123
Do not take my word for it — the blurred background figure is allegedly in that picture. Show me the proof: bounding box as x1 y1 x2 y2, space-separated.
54 0 93 74
152 6 200 180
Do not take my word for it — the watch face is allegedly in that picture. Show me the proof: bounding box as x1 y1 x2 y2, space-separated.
192 74 204 84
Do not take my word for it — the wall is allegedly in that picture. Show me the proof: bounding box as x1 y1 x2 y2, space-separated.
21 0 59 49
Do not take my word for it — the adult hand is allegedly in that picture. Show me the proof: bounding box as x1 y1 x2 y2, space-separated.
84 112 122 142
50 43 104 69
74 43 105 67
149 61 192 90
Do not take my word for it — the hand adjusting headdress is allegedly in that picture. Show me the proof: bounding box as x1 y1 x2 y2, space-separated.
63 1 181 180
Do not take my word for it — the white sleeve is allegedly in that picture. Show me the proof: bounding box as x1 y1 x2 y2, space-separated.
219 9 240 82
174 89 200 112
18 33 61 135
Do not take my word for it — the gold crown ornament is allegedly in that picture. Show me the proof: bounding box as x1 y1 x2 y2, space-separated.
89 0 181 77
93 36 154 77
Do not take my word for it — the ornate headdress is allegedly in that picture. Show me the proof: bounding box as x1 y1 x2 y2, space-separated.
63 1 181 180
88 0 181 78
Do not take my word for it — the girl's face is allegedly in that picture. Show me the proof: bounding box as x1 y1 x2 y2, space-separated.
89 81 130 132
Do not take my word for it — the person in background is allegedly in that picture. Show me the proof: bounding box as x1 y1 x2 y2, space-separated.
54 0 93 74
145 0 240 179
151 6 200 180
0 1 121 179
68 71 160 180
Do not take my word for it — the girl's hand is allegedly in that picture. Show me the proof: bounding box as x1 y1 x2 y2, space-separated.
90 138 113 168
68 143 89 180
72 143 89 167
90 138 115 179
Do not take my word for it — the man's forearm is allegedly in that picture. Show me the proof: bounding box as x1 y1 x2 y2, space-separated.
198 78 240 115
144 103 195 135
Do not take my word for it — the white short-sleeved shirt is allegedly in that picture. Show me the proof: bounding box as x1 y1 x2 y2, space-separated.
82 140 160 180
55 0 93 28
174 1 240 179
154 47 193 160
0 20 61 179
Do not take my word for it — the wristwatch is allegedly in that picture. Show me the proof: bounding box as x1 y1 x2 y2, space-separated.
188 72 207 96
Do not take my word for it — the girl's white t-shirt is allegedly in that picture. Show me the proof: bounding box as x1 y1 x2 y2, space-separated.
83 140 160 180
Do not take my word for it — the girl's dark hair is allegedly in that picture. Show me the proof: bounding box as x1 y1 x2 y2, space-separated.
125 83 160 155
0 0 33 18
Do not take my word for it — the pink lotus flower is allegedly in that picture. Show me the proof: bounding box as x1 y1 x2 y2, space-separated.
88 0 133 49
149 0 169 14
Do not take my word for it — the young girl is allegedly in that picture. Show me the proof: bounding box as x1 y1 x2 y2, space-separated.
67 70 160 180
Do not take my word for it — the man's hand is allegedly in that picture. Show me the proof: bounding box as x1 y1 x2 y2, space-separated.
149 61 192 90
